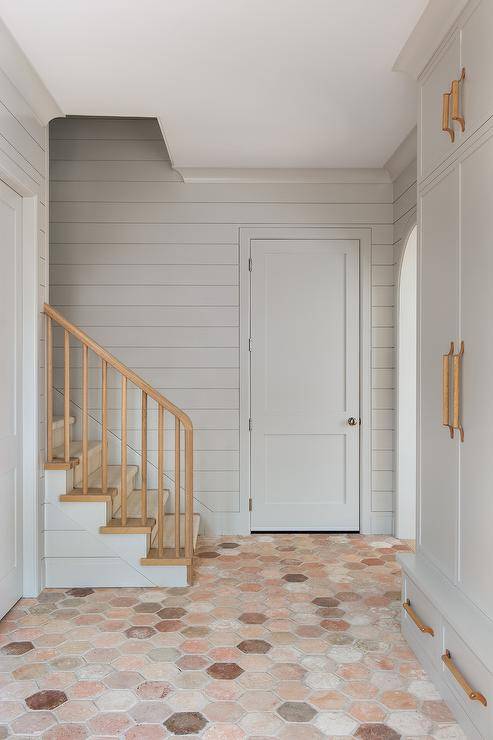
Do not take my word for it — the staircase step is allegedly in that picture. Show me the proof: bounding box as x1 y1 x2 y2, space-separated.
81 464 138 496
52 415 75 449
141 548 192 566
47 440 102 477
100 517 156 534
60 487 117 503
126 488 170 519
143 512 200 562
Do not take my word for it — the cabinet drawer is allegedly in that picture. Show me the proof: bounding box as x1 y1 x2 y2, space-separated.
420 31 460 180
402 575 441 665
441 621 492 738
460 0 493 147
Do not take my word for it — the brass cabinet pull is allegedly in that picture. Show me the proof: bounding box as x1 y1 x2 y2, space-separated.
451 68 466 132
442 650 487 707
442 92 455 142
452 341 464 442
442 342 455 438
403 599 434 636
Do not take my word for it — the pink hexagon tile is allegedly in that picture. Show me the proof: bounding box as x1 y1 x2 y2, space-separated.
0 534 465 737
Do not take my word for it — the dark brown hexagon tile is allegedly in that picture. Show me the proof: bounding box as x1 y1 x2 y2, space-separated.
335 591 362 601
155 619 184 633
277 701 317 722
219 542 240 549
157 607 187 619
164 711 208 734
1 641 34 655
355 724 400 740
239 612 267 624
282 573 308 582
133 602 162 613
67 587 94 597
124 626 156 639
197 551 220 558
206 662 244 680
237 639 272 654
25 690 67 710
312 596 340 607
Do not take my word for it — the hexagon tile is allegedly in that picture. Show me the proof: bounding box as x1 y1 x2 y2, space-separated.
0 534 464 738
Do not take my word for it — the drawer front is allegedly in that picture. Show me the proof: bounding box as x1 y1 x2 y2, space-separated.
441 621 492 738
420 31 460 181
402 575 441 665
460 0 493 147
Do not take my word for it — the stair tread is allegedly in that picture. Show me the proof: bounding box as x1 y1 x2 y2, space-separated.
151 512 200 550
52 415 75 431
76 464 138 492
101 517 156 534
52 439 101 460
126 488 170 518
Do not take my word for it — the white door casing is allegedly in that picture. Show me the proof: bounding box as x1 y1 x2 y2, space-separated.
250 238 360 531
0 179 23 617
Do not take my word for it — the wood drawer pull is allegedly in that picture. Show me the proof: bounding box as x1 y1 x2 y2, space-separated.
403 599 434 636
442 92 455 142
452 341 464 442
442 342 455 438
442 650 487 707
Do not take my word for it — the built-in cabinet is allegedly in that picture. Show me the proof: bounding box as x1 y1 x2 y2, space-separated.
400 1 493 738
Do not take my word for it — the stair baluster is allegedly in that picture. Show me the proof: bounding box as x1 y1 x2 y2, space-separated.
175 419 181 556
101 360 108 493
185 429 193 562
82 344 89 493
157 405 164 556
141 391 148 525
121 376 127 525
63 330 70 463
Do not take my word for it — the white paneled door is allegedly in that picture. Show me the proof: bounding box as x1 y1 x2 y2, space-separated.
0 180 23 618
250 239 360 530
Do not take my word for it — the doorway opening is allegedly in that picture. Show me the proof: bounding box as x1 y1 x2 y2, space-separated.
396 224 417 542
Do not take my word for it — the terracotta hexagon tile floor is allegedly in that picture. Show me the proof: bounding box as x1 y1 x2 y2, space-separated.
0 534 466 738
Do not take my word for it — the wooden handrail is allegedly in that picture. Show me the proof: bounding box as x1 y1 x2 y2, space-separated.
44 303 193 431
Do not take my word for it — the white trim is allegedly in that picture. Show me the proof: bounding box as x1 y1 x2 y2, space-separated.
0 18 62 125
0 157 42 597
395 222 418 540
384 127 417 182
175 167 391 185
393 0 469 80
239 226 372 534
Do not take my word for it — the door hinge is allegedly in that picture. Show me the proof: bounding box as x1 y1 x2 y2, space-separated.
248 497 253 511
248 257 253 271
248 337 253 352
248 418 253 431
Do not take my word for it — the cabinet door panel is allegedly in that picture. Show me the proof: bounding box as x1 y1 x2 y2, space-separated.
418 167 460 581
420 32 460 181
460 0 493 144
459 130 493 619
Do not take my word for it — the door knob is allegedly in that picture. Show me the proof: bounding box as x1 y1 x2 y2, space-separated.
348 417 359 426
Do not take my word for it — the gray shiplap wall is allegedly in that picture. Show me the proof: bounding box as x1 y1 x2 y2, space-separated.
49 116 396 535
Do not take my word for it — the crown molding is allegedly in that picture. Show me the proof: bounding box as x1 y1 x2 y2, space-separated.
173 166 392 184
384 127 417 181
393 0 469 80
0 18 63 125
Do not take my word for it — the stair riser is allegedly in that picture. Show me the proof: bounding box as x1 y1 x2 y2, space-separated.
72 446 102 486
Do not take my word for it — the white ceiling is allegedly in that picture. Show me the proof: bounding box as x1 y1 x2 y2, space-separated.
0 0 428 169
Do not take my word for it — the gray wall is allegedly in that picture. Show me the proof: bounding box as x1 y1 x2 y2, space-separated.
49 116 396 535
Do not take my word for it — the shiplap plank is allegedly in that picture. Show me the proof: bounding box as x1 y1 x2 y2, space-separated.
56 306 238 327
51 285 238 306
53 345 238 368
51 243 238 265
62 387 238 411
50 159 183 181
50 180 393 204
51 264 238 286
50 138 169 161
51 222 238 244
0 67 45 147
51 200 392 224
54 367 239 389
0 99 45 173
53 325 238 348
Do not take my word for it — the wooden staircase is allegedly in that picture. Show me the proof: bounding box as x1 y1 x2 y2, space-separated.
43 305 198 587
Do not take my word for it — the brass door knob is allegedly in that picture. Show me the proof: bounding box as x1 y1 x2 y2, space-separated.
348 417 359 426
